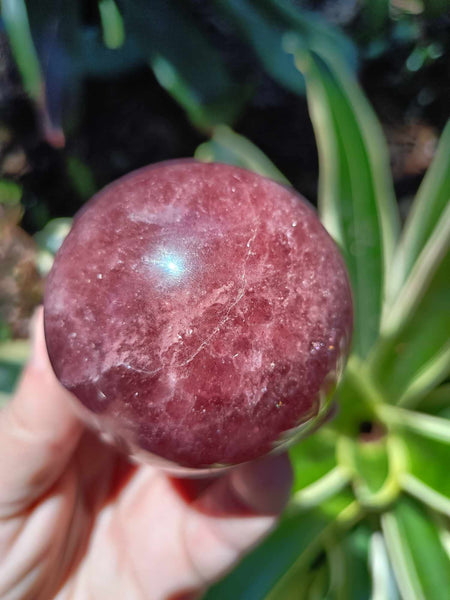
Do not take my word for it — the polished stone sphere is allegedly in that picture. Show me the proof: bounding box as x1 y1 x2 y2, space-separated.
44 160 352 471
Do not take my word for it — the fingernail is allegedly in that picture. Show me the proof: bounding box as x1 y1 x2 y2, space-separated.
230 453 293 515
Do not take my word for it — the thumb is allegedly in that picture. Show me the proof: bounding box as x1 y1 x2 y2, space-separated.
0 307 84 517
181 453 293 588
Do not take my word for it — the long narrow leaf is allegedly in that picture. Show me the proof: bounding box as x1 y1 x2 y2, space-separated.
325 526 373 600
298 50 399 357
195 126 290 185
264 495 361 600
213 0 357 96
289 429 350 508
203 510 330 600
98 0 125 50
204 492 355 600
416 384 450 418
382 497 450 599
385 120 450 307
370 237 450 404
122 0 243 129
370 532 400 600
213 0 305 95
380 405 450 444
401 430 450 516
2 0 43 101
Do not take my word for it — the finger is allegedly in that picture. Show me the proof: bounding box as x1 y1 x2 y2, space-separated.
182 453 293 586
0 308 84 517
94 454 292 600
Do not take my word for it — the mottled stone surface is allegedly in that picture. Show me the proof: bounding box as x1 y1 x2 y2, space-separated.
44 161 352 469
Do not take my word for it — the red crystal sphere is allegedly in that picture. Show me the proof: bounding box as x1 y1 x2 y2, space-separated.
44 161 352 471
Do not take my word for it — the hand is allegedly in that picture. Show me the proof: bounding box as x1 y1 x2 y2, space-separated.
0 309 292 599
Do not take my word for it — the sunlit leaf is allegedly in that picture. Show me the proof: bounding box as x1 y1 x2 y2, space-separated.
371 239 450 405
122 0 244 129
98 0 125 50
401 431 450 516
34 217 73 275
382 496 450 600
380 405 450 444
385 120 450 307
370 121 450 405
34 218 73 256
336 433 405 509
195 126 290 185
296 50 399 358
370 532 400 600
1 0 43 102
289 429 350 508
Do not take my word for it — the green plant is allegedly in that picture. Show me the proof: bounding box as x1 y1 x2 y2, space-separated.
1 1 449 597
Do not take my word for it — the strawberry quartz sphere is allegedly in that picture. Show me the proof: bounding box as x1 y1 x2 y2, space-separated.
44 160 352 472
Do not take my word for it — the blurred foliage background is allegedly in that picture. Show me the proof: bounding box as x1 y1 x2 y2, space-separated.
0 0 449 598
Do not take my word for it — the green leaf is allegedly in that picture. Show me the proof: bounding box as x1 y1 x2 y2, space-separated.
34 218 73 256
330 357 383 437
258 0 357 70
370 532 400 600
360 0 390 36
195 126 290 185
0 362 22 395
213 0 357 96
370 124 450 405
1 0 43 102
24 0 82 144
66 156 96 201
205 492 356 600
401 431 450 516
122 0 244 129
382 496 450 600
204 510 329 600
327 525 372 600
386 121 450 307
380 405 450 444
337 433 405 509
289 429 350 508
416 384 450 419
98 0 125 50
0 180 22 206
266 556 330 600
0 339 29 395
370 240 450 406
212 0 305 95
297 50 399 358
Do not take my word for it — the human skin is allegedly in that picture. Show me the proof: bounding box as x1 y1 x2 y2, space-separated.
0 309 293 600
